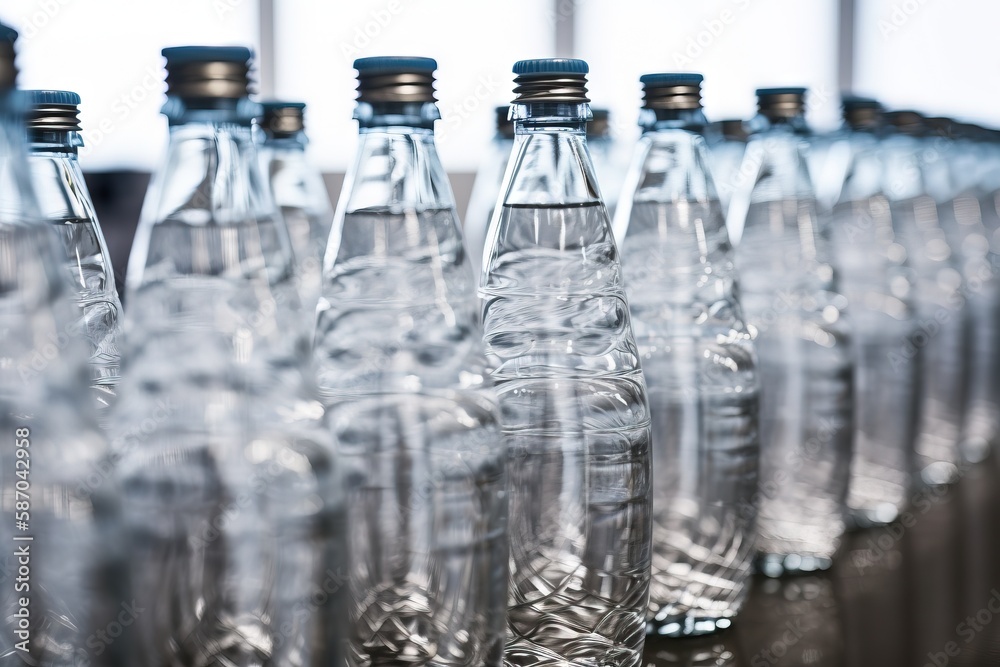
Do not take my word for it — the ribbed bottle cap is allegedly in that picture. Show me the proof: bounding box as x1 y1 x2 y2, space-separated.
25 90 81 131
260 100 305 137
841 95 881 130
884 110 925 135
0 22 18 92
511 58 590 104
756 87 807 119
640 73 703 110
354 56 437 104
162 46 253 99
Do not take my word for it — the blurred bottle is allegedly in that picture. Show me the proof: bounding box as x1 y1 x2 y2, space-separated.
481 58 652 666
114 46 343 666
25 90 124 417
880 111 968 485
0 24 127 666
257 101 332 312
589 107 631 217
924 117 1000 464
730 88 853 576
705 119 749 231
613 73 759 636
313 57 507 667
827 97 919 526
464 105 515 280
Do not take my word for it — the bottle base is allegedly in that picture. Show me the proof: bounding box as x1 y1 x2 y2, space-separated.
920 461 960 486
755 552 833 578
847 502 902 529
646 612 735 637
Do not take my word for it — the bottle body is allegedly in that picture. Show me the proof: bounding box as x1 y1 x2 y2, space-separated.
313 118 508 667
116 113 343 667
0 94 125 666
881 133 968 484
258 133 332 311
828 133 919 524
733 126 853 573
482 107 652 665
614 128 759 633
27 143 123 414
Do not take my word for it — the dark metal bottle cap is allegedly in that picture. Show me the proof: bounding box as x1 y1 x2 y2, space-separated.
511 58 590 104
640 73 703 110
260 101 305 137
162 45 253 100
354 56 437 104
756 87 807 120
884 110 925 135
25 90 82 131
841 95 881 130
0 22 18 92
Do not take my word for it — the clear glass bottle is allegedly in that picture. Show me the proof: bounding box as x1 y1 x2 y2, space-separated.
0 24 126 666
465 106 516 281
613 73 759 636
24 89 124 416
705 119 749 226
827 97 919 525
481 58 652 666
113 46 343 667
257 101 332 312
880 111 968 484
589 107 630 217
312 57 508 667
730 88 853 576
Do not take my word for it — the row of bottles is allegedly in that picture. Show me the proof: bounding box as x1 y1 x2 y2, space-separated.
3 14 1000 664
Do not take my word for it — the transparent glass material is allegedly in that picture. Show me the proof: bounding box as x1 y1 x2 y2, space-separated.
589 122 631 219
880 131 968 485
0 92 126 666
613 107 759 635
929 132 1000 464
114 101 343 667
731 113 853 575
706 133 749 231
27 126 123 415
465 125 514 281
313 101 508 667
258 126 332 311
827 129 919 525
481 101 652 666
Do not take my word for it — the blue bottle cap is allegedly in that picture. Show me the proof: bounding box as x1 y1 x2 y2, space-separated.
162 45 253 65
25 89 81 107
0 22 17 44
353 56 437 74
639 73 704 86
260 100 306 136
513 58 588 76
756 87 807 97
0 21 17 91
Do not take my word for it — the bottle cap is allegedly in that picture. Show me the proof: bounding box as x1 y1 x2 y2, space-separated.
841 95 881 130
24 89 82 131
354 56 437 104
717 119 749 141
756 87 807 120
924 116 956 139
162 45 253 100
260 100 305 137
640 73 703 110
884 110 925 135
0 22 18 92
511 58 590 104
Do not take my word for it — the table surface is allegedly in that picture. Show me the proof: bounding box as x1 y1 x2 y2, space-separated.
642 454 1000 666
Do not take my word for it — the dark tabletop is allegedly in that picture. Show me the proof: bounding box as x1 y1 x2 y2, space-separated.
643 453 1000 666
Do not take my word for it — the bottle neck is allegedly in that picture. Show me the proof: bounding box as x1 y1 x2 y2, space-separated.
259 130 308 151
752 111 810 136
0 92 41 223
354 101 440 131
639 107 708 134
162 95 259 127
27 129 82 158
502 103 601 207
